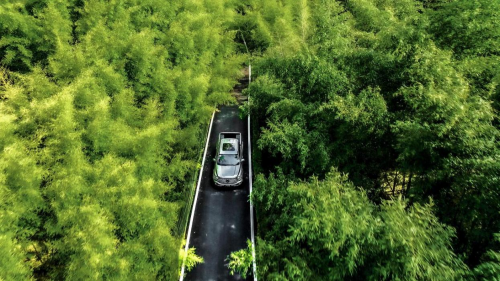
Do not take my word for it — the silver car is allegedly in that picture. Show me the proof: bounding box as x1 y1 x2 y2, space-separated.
213 132 244 187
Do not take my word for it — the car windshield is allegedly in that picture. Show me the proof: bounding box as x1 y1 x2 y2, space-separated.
217 154 240 166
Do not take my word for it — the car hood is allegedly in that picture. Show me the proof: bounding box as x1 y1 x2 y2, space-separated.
216 164 240 178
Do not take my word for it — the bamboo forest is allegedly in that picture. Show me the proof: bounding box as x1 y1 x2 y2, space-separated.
1 0 499 280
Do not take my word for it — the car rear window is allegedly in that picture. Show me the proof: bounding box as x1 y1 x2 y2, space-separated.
220 139 238 154
223 143 236 151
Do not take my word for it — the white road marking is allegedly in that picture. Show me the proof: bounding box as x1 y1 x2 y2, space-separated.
248 64 258 281
179 111 216 281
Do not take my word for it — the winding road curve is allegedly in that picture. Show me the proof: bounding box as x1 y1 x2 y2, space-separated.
184 106 252 281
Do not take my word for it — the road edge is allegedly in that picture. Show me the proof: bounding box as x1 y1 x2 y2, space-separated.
179 111 216 281
248 64 258 281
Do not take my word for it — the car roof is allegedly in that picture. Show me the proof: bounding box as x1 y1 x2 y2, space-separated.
220 138 238 154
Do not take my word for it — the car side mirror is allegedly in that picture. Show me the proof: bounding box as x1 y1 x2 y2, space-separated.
241 159 245 162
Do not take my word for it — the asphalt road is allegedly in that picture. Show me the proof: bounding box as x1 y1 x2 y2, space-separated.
185 106 252 281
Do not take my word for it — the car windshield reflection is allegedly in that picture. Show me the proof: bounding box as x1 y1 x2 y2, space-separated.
217 154 240 165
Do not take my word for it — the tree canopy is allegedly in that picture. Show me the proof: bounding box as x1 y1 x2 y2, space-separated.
0 0 243 279
234 0 500 279
2 0 500 280
252 169 468 280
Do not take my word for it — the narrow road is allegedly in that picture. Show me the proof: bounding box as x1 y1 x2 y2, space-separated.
185 106 252 281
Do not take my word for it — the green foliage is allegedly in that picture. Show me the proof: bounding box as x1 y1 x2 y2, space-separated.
474 234 500 281
0 1 43 71
3 0 500 279
0 141 40 281
252 168 468 280
227 239 254 278
179 240 204 275
0 0 243 279
0 233 33 281
247 0 500 271
428 0 500 58
231 0 315 54
249 55 391 191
